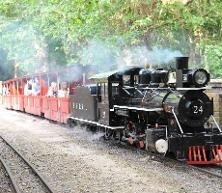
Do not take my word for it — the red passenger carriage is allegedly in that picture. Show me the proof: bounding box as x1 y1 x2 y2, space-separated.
2 65 86 123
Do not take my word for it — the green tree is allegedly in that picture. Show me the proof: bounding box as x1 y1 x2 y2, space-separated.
0 48 13 80
0 0 222 76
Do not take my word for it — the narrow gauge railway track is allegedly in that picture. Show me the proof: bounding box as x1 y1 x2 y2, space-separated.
153 153 222 179
190 164 222 179
0 136 55 193
0 157 19 193
111 139 222 180
150 152 222 179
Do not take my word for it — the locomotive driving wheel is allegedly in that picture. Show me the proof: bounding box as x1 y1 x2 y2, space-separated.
104 128 113 140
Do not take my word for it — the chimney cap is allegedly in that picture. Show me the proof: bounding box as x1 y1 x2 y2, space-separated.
175 56 189 70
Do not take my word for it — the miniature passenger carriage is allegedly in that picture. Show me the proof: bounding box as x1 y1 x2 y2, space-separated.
1 64 88 123
69 57 222 165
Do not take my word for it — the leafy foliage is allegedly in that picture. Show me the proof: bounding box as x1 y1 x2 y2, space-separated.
205 44 222 78
0 48 14 80
0 0 222 77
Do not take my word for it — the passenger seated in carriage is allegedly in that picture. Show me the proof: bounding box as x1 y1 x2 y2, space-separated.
47 81 58 97
58 82 69 97
32 78 40 96
24 79 33 96
2 85 7 96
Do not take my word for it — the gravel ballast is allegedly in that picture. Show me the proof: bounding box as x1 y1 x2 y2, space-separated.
0 138 52 193
0 106 222 193
0 159 16 193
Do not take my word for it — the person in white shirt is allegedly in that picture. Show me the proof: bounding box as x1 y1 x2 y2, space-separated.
58 82 69 97
47 81 58 97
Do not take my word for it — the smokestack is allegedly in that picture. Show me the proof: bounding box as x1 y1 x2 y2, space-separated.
175 57 189 88
175 56 189 70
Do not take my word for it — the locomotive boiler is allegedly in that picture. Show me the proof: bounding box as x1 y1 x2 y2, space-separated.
69 56 222 164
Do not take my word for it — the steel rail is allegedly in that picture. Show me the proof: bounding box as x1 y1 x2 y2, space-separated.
0 136 55 193
190 165 222 179
0 156 21 193
106 136 222 180
162 155 222 179
148 152 222 179
166 156 222 179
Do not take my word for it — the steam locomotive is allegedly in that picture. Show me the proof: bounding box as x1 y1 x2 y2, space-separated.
69 57 222 164
2 57 222 164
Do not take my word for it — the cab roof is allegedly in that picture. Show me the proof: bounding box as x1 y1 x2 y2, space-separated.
89 67 143 82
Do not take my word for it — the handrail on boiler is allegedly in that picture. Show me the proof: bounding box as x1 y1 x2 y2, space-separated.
171 107 184 134
211 115 222 133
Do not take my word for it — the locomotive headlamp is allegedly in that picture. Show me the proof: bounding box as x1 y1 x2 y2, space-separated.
193 69 210 87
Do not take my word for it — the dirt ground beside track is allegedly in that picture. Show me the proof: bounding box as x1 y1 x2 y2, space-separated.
0 106 221 193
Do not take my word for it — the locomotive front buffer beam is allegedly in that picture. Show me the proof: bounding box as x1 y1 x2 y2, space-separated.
168 133 222 165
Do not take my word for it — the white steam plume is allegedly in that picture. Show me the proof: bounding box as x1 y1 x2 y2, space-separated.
78 39 183 73
0 19 48 75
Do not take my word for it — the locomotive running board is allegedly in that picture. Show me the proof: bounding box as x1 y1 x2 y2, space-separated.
113 105 162 112
69 117 124 130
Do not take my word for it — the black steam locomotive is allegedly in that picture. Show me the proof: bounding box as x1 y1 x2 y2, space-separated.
69 57 222 164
